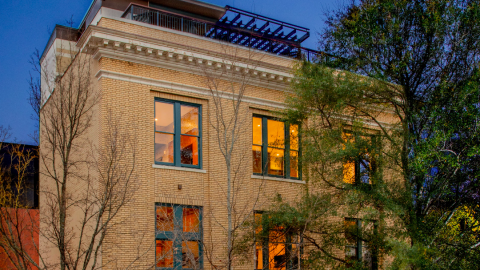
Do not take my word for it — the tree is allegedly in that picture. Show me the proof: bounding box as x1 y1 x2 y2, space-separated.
195 45 268 269
23 31 149 269
271 0 480 268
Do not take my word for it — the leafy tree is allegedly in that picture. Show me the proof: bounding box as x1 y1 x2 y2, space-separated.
268 0 480 269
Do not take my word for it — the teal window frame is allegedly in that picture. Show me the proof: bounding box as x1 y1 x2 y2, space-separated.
154 98 202 169
344 218 378 270
155 203 203 270
253 115 301 180
254 212 302 270
343 132 379 185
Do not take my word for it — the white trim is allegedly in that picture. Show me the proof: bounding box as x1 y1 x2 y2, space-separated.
251 174 306 184
92 47 290 91
152 164 207 173
95 70 287 109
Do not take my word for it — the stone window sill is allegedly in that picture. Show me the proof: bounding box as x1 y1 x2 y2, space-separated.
152 164 207 173
251 174 306 184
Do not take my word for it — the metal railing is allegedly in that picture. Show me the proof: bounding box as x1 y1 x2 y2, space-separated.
122 4 332 62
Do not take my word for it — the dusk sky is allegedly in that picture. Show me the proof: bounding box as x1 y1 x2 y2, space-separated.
0 0 337 145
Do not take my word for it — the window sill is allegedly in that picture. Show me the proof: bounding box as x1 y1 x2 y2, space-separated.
152 164 207 173
251 175 306 184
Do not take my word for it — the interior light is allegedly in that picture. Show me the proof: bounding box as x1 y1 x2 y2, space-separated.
258 125 261 127
155 118 158 121
277 154 279 156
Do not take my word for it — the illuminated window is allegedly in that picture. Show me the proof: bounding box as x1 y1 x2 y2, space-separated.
155 99 201 168
255 213 301 270
156 204 202 269
252 116 300 179
344 218 377 269
342 132 377 185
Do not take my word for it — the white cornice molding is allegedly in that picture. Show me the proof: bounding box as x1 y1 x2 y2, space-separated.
95 70 287 109
91 47 291 91
78 26 294 86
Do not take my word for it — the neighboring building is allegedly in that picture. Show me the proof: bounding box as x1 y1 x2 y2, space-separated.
0 143 39 269
39 0 379 269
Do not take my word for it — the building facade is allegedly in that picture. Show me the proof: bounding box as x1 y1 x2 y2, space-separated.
39 0 371 269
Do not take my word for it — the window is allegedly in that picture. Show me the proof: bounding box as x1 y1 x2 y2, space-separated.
344 218 377 269
156 204 202 269
255 213 301 270
155 99 201 168
252 116 300 179
342 132 377 184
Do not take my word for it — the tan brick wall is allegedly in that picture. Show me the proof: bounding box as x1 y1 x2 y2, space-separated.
40 16 398 269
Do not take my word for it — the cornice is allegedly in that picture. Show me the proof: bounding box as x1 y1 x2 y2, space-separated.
78 26 295 89
95 70 287 109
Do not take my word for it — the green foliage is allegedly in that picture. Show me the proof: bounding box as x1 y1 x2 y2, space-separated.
266 0 480 269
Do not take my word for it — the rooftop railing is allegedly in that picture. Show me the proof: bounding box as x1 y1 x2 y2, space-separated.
122 4 329 61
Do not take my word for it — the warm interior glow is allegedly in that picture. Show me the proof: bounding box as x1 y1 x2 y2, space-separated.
290 125 298 150
253 117 263 145
156 240 173 267
181 105 199 135
183 208 200 232
267 120 284 148
268 148 284 175
156 206 174 232
182 241 200 268
290 150 298 178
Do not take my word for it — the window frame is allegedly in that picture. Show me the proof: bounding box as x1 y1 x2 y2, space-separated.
344 218 378 270
252 114 301 180
155 203 203 270
342 131 379 185
154 98 202 169
254 212 302 270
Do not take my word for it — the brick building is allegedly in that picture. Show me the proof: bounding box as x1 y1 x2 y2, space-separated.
39 0 372 269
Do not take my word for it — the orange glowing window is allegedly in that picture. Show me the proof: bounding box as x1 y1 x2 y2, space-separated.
156 204 202 269
255 213 301 270
155 100 201 168
342 132 376 185
253 116 300 179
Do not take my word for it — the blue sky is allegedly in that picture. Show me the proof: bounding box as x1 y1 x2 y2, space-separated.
0 0 337 145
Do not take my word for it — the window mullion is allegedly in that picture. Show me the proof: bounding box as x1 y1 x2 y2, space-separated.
285 123 290 179
262 117 268 175
174 205 183 269
174 103 181 166
357 219 362 261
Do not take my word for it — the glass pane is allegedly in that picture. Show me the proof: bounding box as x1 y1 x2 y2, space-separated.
255 243 263 269
182 241 200 269
269 242 286 270
155 133 174 163
156 240 173 267
268 120 284 148
181 105 199 136
253 117 263 145
343 161 355 184
344 219 357 245
253 145 262 174
290 124 298 150
155 101 174 133
268 148 284 176
156 206 174 232
362 244 373 268
345 246 357 261
181 136 199 165
290 151 298 178
183 208 200 232
359 154 371 184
